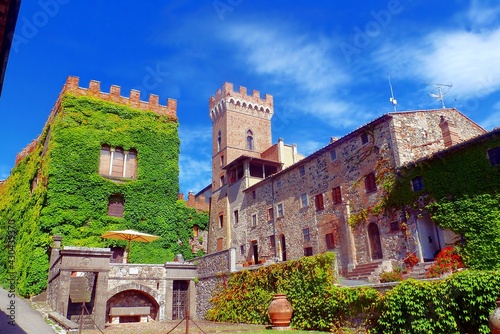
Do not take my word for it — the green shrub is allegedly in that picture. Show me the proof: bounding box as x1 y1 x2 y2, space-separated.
207 253 380 331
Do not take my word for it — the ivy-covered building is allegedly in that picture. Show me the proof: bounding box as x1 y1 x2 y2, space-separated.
206 82 487 278
0 76 208 297
389 126 500 271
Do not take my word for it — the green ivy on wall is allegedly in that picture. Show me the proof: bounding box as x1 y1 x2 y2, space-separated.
0 94 208 297
385 134 500 269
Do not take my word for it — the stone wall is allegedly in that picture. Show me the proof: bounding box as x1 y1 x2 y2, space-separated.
191 248 235 319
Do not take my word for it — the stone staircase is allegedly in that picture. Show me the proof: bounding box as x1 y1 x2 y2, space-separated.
344 261 383 281
404 261 435 280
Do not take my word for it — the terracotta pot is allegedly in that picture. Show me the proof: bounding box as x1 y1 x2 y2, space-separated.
489 297 500 334
268 294 293 328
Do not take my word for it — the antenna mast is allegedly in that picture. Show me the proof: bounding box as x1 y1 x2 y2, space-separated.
388 76 397 112
427 82 452 109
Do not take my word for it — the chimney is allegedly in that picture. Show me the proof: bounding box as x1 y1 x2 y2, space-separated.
439 116 460 148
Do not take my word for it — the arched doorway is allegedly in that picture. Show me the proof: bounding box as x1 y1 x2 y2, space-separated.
106 289 159 323
280 235 287 261
368 223 383 260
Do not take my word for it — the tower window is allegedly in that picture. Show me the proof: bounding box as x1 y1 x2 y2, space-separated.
217 131 222 151
99 145 137 179
234 210 239 224
252 214 257 227
246 130 254 150
108 194 124 217
219 213 224 228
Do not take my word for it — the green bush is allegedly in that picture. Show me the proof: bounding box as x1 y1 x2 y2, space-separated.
207 253 380 331
374 270 500 334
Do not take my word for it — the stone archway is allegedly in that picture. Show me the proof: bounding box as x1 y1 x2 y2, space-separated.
107 283 162 323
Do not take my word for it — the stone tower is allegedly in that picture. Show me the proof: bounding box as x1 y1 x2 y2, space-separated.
208 82 274 252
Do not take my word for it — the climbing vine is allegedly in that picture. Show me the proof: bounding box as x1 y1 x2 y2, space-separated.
385 134 500 269
0 94 208 297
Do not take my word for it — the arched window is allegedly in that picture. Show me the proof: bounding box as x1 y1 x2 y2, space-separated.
217 131 221 151
246 130 254 150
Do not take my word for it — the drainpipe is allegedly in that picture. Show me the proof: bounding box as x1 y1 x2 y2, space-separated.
271 178 278 260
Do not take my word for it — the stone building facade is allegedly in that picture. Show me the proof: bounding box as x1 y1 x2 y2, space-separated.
206 82 486 276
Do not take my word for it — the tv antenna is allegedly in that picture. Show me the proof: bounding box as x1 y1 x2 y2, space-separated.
426 82 452 109
388 76 397 112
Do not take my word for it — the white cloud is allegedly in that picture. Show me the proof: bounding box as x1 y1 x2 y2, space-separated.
466 0 500 27
373 28 500 100
218 23 371 128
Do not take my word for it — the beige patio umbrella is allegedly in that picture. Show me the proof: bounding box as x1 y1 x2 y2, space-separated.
101 229 160 263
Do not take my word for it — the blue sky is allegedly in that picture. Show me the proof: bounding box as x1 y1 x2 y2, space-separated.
1 0 500 194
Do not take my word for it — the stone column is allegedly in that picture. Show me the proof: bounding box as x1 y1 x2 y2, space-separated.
93 272 109 329
58 270 72 317
188 280 197 320
165 280 173 320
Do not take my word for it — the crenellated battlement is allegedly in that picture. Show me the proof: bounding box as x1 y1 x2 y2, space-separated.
63 76 177 120
209 82 274 122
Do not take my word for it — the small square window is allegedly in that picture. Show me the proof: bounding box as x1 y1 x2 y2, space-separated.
315 193 324 211
361 133 369 145
277 203 284 217
330 149 337 161
108 194 124 217
487 147 500 166
299 166 306 177
411 176 424 192
276 178 282 188
304 247 313 256
390 221 400 232
332 186 342 205
300 193 308 208
252 214 257 227
326 233 335 249
303 228 311 243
